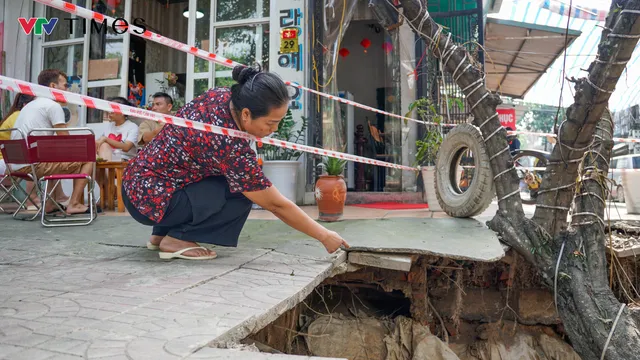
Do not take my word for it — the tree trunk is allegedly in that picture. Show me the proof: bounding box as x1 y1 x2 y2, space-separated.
388 0 640 358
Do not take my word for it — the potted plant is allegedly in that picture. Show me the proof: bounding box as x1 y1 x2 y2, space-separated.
257 108 307 203
409 98 444 211
315 156 347 221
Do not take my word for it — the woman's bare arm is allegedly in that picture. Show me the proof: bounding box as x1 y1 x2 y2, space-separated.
242 186 349 253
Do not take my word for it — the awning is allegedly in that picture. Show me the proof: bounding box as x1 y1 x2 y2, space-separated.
484 17 582 98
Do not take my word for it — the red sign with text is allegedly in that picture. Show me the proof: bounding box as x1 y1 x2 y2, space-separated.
497 108 516 129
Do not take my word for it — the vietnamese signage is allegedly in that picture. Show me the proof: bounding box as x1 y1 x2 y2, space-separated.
497 108 516 129
269 0 305 116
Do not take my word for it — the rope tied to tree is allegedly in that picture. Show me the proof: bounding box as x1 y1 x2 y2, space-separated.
553 240 567 315
601 303 627 360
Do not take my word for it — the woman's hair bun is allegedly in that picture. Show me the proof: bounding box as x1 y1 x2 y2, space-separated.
232 64 262 85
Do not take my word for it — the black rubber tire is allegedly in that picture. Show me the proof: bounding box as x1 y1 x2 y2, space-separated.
513 149 549 205
434 123 494 218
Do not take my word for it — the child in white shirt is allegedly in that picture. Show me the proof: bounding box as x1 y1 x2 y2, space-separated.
96 97 139 161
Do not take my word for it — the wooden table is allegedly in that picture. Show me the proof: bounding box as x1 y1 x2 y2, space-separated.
96 161 129 212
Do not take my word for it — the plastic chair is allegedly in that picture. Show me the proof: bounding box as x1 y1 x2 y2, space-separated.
0 128 41 220
27 127 97 227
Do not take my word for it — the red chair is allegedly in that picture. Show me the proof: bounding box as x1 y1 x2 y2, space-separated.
27 127 97 227
0 128 41 220
0 174 21 214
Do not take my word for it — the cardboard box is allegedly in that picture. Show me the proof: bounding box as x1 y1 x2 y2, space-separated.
78 58 120 81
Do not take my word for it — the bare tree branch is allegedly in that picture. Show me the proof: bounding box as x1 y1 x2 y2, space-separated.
533 1 640 236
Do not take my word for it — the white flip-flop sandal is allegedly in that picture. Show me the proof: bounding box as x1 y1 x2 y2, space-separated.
147 242 207 251
158 246 218 260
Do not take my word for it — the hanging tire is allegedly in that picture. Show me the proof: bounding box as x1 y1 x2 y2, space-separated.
434 123 494 218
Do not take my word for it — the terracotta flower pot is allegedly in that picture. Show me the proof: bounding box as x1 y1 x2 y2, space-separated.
315 175 347 222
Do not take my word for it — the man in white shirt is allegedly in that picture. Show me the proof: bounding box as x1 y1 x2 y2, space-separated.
10 69 94 215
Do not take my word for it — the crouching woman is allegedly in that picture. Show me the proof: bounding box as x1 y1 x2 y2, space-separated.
121 65 349 260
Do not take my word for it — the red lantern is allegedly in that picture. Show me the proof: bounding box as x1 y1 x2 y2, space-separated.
360 38 371 53
339 48 350 58
107 0 121 12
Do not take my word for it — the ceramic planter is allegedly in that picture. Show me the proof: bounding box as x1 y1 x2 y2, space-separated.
262 160 300 203
315 175 347 221
420 166 442 212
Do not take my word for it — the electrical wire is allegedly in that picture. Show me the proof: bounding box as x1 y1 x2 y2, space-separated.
311 0 347 89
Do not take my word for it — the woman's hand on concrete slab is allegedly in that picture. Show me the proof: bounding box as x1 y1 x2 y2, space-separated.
320 230 350 254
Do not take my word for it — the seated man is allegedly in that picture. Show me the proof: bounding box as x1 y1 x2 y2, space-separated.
137 92 173 147
10 69 94 215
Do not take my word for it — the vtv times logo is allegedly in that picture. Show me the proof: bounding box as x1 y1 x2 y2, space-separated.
17 17 147 36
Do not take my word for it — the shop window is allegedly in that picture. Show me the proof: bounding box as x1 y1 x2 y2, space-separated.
195 0 212 73
43 45 83 78
214 25 269 71
86 0 127 81
193 79 210 98
215 77 234 88
216 0 269 22
44 0 84 42
86 86 121 124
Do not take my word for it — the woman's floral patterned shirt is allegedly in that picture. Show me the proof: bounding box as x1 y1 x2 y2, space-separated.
122 88 271 222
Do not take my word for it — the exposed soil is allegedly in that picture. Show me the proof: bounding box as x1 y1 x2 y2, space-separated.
241 250 577 359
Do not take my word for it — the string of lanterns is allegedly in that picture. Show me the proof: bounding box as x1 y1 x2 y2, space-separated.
338 38 394 58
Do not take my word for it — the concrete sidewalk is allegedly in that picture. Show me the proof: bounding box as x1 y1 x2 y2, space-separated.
0 201 635 359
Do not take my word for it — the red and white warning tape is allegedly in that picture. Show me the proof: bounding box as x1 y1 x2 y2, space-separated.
29 0 640 143
0 75 418 172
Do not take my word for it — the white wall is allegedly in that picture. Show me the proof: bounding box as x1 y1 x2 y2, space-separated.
399 22 417 191
3 0 33 82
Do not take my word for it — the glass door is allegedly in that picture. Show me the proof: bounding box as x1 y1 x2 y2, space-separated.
186 0 270 102
85 0 131 125
35 0 86 126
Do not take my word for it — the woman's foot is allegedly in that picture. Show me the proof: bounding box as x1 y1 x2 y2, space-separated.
57 195 70 205
43 203 61 214
147 235 163 250
158 236 217 259
149 235 163 247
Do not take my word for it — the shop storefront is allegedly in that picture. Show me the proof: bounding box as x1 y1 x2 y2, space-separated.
22 0 422 198
17 0 479 200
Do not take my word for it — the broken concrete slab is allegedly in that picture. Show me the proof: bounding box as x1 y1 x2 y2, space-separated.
241 251 346 278
348 252 414 272
337 218 505 262
241 218 505 262
188 347 347 359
